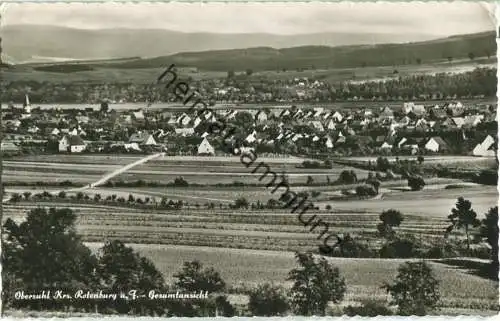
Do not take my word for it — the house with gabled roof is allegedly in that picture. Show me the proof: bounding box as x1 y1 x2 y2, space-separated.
129 132 157 145
472 135 496 157
198 137 215 155
310 121 324 132
132 110 145 121
177 113 192 126
59 135 86 153
424 136 450 153
255 110 268 123
331 111 343 123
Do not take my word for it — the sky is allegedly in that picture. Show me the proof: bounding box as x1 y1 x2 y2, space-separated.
1 2 496 36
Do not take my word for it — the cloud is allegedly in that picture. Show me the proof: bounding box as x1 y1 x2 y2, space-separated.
2 2 495 36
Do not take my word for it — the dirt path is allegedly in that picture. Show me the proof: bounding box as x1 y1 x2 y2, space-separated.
67 152 165 192
3 153 165 202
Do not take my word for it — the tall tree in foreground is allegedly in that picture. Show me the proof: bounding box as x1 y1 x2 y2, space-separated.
445 197 480 251
2 207 99 311
384 261 440 315
173 260 226 293
98 240 167 315
288 252 346 316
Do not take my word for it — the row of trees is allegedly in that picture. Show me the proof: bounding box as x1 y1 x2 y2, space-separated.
4 67 496 104
2 208 443 316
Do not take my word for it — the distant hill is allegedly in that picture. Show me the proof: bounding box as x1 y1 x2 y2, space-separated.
3 24 442 64
27 31 495 72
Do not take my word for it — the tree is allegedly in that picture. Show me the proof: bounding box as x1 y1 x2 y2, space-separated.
377 209 404 239
98 240 166 315
479 207 499 268
100 101 109 113
447 56 453 64
306 175 314 185
338 170 357 184
384 261 440 315
245 68 253 76
416 58 422 65
174 260 226 293
417 155 424 165
248 283 289 316
58 191 66 199
468 52 475 61
227 70 235 79
22 191 32 200
288 252 346 315
3 208 99 310
9 193 22 203
233 197 249 209
446 197 480 251
376 157 390 172
407 175 425 191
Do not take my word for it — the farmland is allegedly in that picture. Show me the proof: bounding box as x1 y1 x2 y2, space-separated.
3 154 372 186
3 153 498 314
81 244 497 315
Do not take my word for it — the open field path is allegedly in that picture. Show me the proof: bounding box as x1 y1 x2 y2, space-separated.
2 152 165 202
67 152 165 192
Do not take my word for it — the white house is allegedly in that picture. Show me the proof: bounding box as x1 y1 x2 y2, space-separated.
129 132 157 145
424 137 449 153
325 119 336 130
325 136 334 149
255 111 268 123
331 111 343 123
59 135 86 153
175 128 195 136
245 130 257 143
193 117 202 128
198 138 215 155
132 110 145 121
177 113 192 126
310 121 324 132
472 135 496 157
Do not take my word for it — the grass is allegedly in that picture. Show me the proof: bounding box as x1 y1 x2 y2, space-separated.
83 243 498 312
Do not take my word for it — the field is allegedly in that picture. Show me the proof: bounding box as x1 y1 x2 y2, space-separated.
5 56 496 84
81 243 499 314
4 154 373 186
3 153 498 314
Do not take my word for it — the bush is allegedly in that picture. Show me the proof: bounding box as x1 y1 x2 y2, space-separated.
325 234 375 258
474 169 498 185
376 157 391 172
344 301 393 316
356 184 377 197
173 176 189 187
408 175 425 191
338 170 357 184
379 239 417 258
248 283 289 316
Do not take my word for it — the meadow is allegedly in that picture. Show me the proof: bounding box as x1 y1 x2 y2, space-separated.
81 243 498 314
3 153 498 315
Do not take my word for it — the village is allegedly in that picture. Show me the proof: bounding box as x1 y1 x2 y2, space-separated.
0 93 497 159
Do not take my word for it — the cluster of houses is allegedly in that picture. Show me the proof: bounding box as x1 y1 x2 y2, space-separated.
1 95 497 158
